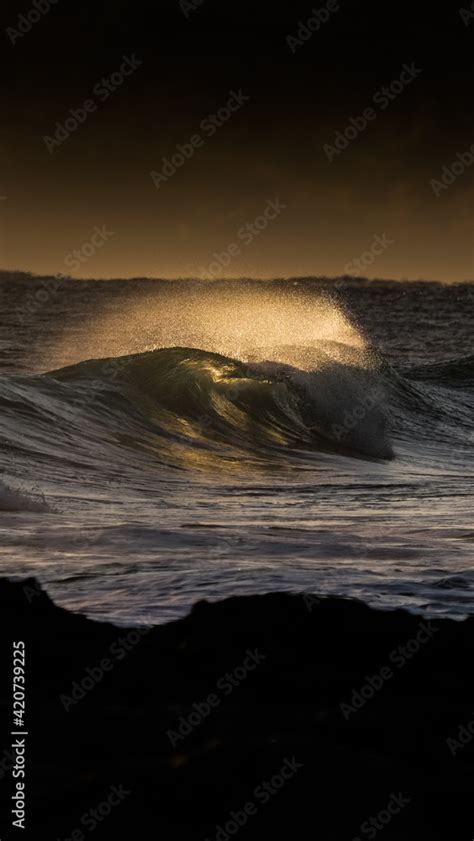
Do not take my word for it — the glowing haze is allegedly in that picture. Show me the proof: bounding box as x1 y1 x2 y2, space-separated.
3 8 472 283
52 285 366 373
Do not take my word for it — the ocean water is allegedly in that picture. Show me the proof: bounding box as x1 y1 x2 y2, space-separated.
0 273 473 624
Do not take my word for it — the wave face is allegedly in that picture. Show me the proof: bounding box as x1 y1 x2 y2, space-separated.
44 344 394 465
2 342 471 474
0 276 473 624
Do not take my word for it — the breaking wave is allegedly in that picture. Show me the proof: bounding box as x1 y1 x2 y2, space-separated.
0 340 471 477
44 343 394 464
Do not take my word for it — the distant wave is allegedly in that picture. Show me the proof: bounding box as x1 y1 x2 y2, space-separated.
406 354 474 389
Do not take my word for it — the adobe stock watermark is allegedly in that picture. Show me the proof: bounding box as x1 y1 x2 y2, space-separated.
43 54 143 154
204 757 303 841
352 792 411 840
22 580 43 604
150 89 250 189
15 274 66 325
302 593 322 613
205 531 245 562
63 225 115 272
331 384 386 446
178 0 205 17
323 63 422 162
286 0 340 53
0 746 15 782
340 619 438 719
338 232 395 282
446 710 474 757
200 198 287 279
56 784 130 840
59 626 151 711
15 225 114 325
167 648 266 747
6 0 60 45
429 143 474 196
459 1 474 25
67 355 131 419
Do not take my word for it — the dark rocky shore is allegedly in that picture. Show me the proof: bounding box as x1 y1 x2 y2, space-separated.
0 578 473 840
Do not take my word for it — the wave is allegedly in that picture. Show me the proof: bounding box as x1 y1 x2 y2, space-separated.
45 345 394 462
0 342 472 477
406 354 474 389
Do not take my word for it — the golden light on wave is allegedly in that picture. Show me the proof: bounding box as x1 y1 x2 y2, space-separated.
49 284 366 372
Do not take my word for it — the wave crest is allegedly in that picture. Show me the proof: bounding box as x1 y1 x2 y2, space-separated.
48 345 393 463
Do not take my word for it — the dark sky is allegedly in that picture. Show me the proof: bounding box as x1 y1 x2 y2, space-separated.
2 0 473 280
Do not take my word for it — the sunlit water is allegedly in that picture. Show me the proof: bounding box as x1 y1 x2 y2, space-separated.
0 274 473 624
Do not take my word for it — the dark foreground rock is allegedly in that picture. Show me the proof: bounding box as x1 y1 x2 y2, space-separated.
0 579 473 840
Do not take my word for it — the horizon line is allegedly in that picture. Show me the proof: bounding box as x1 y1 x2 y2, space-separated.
0 268 472 286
